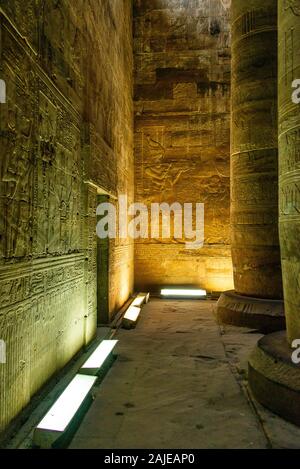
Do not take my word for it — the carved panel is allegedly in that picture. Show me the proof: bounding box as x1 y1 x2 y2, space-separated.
0 254 85 431
33 84 82 256
279 0 300 342
0 25 36 261
134 0 232 291
0 0 40 51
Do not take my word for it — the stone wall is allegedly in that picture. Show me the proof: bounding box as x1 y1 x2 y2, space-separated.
133 0 233 293
0 0 134 433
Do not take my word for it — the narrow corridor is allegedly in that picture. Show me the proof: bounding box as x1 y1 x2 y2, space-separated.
1 0 300 451
70 300 273 449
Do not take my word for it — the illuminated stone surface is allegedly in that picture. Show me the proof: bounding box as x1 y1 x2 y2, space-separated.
248 0 300 430
69 300 300 449
230 0 282 299
1 0 300 443
217 290 285 334
0 0 134 434
249 331 300 428
70 300 267 449
278 0 300 344
133 0 233 293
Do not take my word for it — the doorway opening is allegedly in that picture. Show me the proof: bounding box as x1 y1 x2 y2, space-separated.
97 194 110 325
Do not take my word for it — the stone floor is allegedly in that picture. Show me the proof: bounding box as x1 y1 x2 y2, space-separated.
70 299 300 449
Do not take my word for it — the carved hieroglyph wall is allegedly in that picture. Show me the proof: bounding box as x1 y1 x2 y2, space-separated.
133 0 233 293
0 0 134 433
279 0 300 343
231 0 282 299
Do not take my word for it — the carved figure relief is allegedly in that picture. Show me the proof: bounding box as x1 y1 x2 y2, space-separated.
0 62 35 259
142 132 189 202
284 0 300 15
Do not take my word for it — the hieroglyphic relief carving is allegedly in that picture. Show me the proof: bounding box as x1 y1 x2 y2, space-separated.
0 35 36 260
85 185 97 318
279 1 300 342
231 0 282 299
0 256 84 309
284 0 300 16
141 129 189 203
34 85 82 256
281 129 300 172
0 14 86 434
280 182 300 216
0 0 40 51
134 0 232 291
0 254 86 430
40 0 66 67
38 0 85 107
0 0 134 435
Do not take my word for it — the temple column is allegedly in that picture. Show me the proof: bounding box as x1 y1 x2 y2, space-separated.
217 0 285 332
278 0 300 345
249 1 300 426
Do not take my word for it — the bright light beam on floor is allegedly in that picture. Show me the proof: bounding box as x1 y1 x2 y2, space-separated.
122 305 141 329
132 296 145 307
80 340 118 375
138 292 150 303
34 374 97 448
132 292 150 306
161 289 207 298
124 305 141 322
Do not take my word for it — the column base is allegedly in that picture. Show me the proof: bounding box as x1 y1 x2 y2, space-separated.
249 331 300 427
216 290 285 333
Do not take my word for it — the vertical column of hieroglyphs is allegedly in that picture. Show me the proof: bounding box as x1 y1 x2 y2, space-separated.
279 0 300 343
231 0 282 299
84 180 98 343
